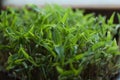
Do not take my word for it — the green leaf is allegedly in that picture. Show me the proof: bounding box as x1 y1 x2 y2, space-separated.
61 11 68 23
42 42 57 57
74 54 84 60
106 31 112 41
54 45 64 58
14 59 24 64
51 27 62 45
108 12 115 25
56 66 63 74
117 13 120 23
92 41 105 50
19 46 29 59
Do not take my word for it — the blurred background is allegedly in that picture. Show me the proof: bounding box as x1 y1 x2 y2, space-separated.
1 0 120 23
2 0 120 9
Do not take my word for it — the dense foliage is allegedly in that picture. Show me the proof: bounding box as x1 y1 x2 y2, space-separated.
0 5 120 80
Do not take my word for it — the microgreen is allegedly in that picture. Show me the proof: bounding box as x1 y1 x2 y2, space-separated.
0 5 120 80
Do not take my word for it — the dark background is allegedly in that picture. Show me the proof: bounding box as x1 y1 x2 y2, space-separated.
0 0 2 12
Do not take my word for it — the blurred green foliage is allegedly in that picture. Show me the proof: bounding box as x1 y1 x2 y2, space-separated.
0 5 120 80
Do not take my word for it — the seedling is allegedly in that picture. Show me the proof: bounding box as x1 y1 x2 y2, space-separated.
0 5 120 80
